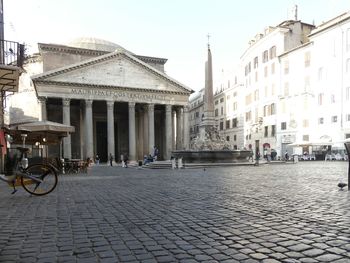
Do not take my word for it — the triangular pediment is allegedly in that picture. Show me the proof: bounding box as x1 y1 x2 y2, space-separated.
32 51 192 94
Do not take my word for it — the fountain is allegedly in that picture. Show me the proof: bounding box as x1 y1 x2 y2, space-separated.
172 43 250 163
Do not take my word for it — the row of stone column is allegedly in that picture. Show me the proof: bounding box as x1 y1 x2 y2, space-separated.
38 97 190 161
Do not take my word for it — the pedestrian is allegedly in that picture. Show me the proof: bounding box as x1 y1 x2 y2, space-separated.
285 151 289 161
248 150 254 162
153 146 159 161
109 153 113 166
124 154 128 168
95 154 100 165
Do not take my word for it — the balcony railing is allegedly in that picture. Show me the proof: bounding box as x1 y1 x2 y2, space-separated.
0 40 25 68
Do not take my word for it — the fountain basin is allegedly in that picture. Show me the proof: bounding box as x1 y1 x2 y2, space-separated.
172 150 251 163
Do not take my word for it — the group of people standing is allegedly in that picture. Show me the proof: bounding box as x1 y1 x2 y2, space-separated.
94 153 128 167
93 146 159 167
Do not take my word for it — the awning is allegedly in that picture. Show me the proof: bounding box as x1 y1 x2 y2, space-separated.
7 121 75 145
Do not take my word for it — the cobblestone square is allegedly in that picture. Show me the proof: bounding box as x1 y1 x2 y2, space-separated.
0 162 349 262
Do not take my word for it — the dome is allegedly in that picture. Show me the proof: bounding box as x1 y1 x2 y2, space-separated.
66 37 126 52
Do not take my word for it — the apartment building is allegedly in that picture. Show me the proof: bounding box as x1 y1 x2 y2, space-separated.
189 10 350 159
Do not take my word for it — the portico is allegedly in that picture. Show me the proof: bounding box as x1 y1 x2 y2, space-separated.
32 40 192 162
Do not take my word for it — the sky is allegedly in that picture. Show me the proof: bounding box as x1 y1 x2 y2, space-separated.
4 0 350 92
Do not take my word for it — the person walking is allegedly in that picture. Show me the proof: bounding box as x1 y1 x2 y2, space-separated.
109 153 113 166
285 151 289 162
95 155 100 165
124 154 128 168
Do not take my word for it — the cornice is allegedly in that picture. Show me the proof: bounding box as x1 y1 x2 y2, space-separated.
135 55 167 65
38 43 108 56
33 80 190 96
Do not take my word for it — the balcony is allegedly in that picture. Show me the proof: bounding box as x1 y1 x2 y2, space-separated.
0 40 25 92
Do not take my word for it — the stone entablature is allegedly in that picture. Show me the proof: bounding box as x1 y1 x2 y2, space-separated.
35 83 189 105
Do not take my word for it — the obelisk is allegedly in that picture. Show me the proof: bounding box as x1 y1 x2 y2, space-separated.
199 43 216 140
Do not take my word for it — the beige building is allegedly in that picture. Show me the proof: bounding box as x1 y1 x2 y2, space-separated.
9 38 193 162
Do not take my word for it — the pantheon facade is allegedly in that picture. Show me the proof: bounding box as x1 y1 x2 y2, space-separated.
23 38 193 162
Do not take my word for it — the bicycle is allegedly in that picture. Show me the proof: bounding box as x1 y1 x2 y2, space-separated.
0 132 58 196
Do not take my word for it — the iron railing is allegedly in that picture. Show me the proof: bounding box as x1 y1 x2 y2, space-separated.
0 40 25 67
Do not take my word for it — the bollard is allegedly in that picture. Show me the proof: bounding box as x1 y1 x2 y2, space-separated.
171 158 176 169
178 157 183 169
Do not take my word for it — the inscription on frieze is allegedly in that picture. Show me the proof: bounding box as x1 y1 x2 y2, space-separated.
71 88 168 102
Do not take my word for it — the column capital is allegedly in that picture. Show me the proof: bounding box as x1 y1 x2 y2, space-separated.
38 96 47 103
165 104 172 112
177 106 184 114
128 102 136 109
62 98 70 107
146 103 154 111
85 99 93 108
183 105 190 112
107 101 114 109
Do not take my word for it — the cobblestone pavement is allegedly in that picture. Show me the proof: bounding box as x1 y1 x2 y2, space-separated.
0 162 349 263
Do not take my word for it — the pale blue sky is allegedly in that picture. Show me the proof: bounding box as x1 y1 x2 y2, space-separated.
4 0 350 91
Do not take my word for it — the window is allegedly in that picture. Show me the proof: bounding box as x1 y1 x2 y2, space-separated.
347 114 350 121
303 119 309 128
234 135 237 141
263 105 268 117
255 71 258 82
271 103 276 115
281 122 287 130
332 116 338 123
262 50 268 63
215 109 218 117
226 120 230 129
264 66 268 77
271 84 275 96
303 135 309 141
233 92 237 97
254 56 259 68
284 61 289 74
195 112 199 118
220 98 224 103
245 111 252 121
318 67 323 80
331 94 335 104
215 100 219 105
226 136 230 141
233 102 237 111
304 76 310 92
304 52 310 67
254 90 259 101
245 94 252 105
245 62 251 75
232 118 238 128
221 107 223 115
269 46 276 59
271 62 275 74
271 125 276 137
319 117 324 124
264 126 268 137
284 82 289 96
318 93 324 105
220 121 224 130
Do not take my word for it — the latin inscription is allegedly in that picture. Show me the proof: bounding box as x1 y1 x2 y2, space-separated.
71 88 168 101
